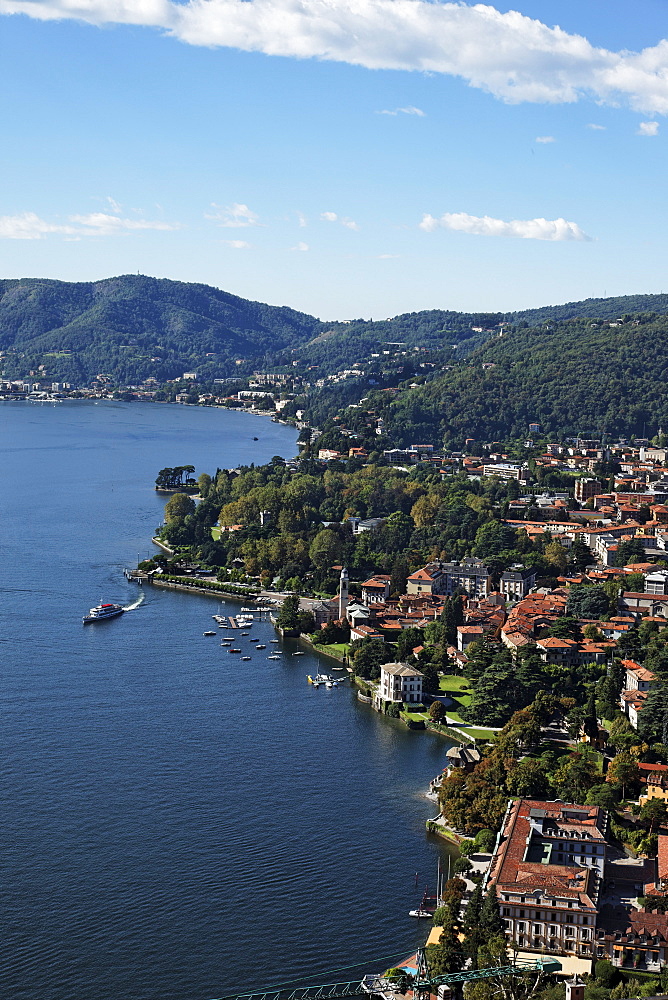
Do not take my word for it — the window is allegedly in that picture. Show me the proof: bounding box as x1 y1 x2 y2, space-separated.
534 925 541 934
517 922 525 932
519 910 525 918
502 908 510 916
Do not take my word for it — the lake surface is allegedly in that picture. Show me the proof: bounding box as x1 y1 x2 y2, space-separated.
0 401 454 1000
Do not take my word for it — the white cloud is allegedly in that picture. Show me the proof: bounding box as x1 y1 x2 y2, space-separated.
4 1 668 114
638 120 659 135
587 123 606 130
0 210 178 239
224 239 253 248
291 241 310 251
70 212 179 234
535 135 555 143
0 212 76 239
105 196 123 214
206 202 260 227
297 211 307 228
378 253 400 258
419 211 590 241
321 211 359 230
377 106 425 116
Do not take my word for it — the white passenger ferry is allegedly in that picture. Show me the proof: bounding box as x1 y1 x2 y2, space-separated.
82 602 125 624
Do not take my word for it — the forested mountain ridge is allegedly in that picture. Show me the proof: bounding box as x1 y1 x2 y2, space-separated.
377 312 668 446
297 294 668 374
0 275 321 383
3 274 668 388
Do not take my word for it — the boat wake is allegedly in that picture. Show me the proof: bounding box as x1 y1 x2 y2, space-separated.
123 593 145 612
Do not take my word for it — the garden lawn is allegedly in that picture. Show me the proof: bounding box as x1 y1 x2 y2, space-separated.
439 674 473 716
314 642 350 660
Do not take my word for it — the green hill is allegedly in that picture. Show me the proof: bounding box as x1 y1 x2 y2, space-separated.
379 311 668 446
3 275 668 403
0 275 321 383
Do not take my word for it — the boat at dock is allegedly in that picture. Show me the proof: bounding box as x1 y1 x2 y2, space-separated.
82 602 125 624
408 909 433 919
309 673 337 688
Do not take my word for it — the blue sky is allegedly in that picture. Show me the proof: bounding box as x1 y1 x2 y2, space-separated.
1 0 667 318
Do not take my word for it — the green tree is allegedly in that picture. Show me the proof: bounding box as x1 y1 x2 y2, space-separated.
429 700 447 723
595 960 621 988
607 751 640 798
639 683 668 745
566 585 611 619
640 797 668 833
397 626 424 661
506 758 551 798
420 659 440 694
352 638 392 680
615 538 648 567
197 472 212 496
308 529 342 572
552 749 599 802
479 887 505 939
570 539 594 572
164 492 196 522
462 881 484 966
585 783 619 810
276 595 300 629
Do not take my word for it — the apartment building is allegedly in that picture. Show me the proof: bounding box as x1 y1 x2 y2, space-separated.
406 558 492 599
488 799 608 974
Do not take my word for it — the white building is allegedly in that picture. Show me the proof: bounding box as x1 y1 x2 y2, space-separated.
376 662 423 706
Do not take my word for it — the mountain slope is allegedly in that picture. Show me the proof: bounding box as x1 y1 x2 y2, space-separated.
379 312 668 446
4 275 668 393
0 275 322 382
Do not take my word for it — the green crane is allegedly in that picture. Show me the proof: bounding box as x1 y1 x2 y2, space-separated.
215 953 562 1000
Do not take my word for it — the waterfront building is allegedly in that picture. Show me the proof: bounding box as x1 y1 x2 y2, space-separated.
488 799 608 974
375 662 423 708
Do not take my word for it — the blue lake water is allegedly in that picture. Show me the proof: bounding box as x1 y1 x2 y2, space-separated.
0 400 454 1000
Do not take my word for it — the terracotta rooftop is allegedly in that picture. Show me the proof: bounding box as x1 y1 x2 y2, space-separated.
489 799 603 909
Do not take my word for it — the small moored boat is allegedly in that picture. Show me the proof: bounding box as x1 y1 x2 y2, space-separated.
203 631 217 636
